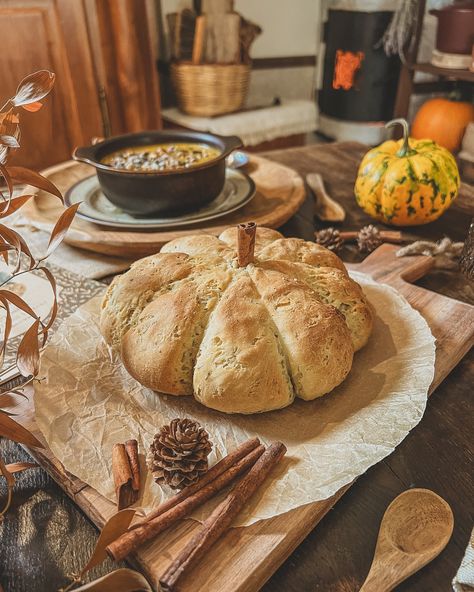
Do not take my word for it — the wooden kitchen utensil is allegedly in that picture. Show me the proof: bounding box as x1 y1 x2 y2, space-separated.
359 489 454 592
306 173 346 222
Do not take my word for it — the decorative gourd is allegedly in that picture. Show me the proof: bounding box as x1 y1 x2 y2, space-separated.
411 97 474 153
354 118 460 226
100 225 373 415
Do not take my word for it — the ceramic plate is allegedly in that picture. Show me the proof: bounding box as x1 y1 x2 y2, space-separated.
65 168 256 230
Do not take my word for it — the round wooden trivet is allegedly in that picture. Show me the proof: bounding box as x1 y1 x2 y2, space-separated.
22 154 305 258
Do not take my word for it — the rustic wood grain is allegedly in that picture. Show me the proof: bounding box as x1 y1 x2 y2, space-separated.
22 155 306 257
1 142 473 592
2 244 473 592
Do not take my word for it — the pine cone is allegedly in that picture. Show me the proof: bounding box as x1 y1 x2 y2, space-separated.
357 225 382 253
146 418 212 490
314 227 344 252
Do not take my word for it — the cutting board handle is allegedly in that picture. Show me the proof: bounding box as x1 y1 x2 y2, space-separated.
349 243 435 285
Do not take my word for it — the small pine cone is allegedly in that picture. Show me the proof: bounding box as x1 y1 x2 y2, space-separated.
146 418 212 490
314 227 344 252
357 224 382 253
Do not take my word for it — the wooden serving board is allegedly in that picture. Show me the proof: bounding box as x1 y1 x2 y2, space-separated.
21 154 305 258
10 244 474 591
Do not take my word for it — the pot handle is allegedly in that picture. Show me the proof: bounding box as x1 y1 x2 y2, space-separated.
72 144 98 166
217 134 244 157
429 9 440 17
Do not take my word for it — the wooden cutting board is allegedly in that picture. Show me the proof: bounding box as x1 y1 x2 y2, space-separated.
10 244 474 591
21 154 305 258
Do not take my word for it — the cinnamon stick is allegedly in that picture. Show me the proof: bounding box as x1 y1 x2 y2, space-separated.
112 443 139 510
106 443 265 561
159 441 287 591
136 436 260 527
339 230 403 243
125 439 140 492
237 222 257 267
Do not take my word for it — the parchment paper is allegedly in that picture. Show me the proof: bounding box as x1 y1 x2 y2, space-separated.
34 271 436 526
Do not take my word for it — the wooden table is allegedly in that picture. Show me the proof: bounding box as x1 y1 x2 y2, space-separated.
0 142 473 592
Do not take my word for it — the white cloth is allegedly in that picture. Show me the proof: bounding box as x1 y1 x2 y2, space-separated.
162 100 317 146
453 528 474 592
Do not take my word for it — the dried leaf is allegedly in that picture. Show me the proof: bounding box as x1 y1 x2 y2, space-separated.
0 110 20 133
0 222 36 270
16 318 40 377
0 455 15 516
5 461 37 473
0 411 43 448
0 135 20 148
73 569 152 592
12 70 55 108
7 166 62 201
0 164 13 198
0 289 39 320
0 296 12 367
0 111 20 165
22 101 43 113
0 237 10 264
0 194 32 218
45 202 80 257
81 509 136 575
0 457 15 489
36 266 58 332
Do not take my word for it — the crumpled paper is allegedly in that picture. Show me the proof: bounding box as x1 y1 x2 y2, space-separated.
35 271 435 526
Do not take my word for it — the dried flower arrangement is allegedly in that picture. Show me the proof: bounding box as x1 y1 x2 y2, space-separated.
0 70 80 518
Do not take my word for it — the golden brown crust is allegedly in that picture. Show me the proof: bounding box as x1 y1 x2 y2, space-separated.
249 265 353 399
100 227 372 413
258 237 347 272
258 260 373 350
193 273 294 413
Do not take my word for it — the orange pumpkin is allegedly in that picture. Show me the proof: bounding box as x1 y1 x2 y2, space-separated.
411 98 474 153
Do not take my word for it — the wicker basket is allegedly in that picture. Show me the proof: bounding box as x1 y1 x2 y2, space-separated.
171 63 250 117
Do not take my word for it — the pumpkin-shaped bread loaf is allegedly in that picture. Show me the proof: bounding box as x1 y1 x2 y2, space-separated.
100 226 372 414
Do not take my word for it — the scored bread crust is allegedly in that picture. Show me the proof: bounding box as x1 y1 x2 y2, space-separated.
100 227 373 414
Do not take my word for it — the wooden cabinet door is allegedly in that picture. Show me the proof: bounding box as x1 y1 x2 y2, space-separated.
0 0 103 170
0 0 162 171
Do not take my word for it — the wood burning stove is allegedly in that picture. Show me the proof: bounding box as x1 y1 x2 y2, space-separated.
318 0 401 144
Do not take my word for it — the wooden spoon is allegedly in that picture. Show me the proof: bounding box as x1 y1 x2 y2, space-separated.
360 489 454 592
306 173 346 222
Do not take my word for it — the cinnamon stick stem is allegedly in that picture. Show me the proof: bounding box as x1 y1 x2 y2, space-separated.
112 443 137 510
159 442 287 592
106 443 266 561
237 222 257 267
339 230 402 243
137 436 260 527
125 439 140 492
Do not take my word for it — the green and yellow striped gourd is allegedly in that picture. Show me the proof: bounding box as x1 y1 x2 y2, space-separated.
354 118 460 226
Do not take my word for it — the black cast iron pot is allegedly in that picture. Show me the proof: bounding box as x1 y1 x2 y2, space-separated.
73 131 243 217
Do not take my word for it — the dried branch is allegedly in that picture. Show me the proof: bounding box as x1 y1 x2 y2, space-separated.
0 70 78 513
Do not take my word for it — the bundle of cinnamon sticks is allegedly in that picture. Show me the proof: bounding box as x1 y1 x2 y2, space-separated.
106 437 286 591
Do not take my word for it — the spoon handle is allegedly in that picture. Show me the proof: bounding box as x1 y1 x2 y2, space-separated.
359 567 392 592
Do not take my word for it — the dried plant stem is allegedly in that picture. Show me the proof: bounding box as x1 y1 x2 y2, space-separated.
58 573 83 592
0 456 14 519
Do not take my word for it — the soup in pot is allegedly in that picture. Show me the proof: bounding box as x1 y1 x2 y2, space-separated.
101 143 221 172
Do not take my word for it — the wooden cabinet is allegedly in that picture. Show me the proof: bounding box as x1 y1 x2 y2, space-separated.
0 0 161 170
